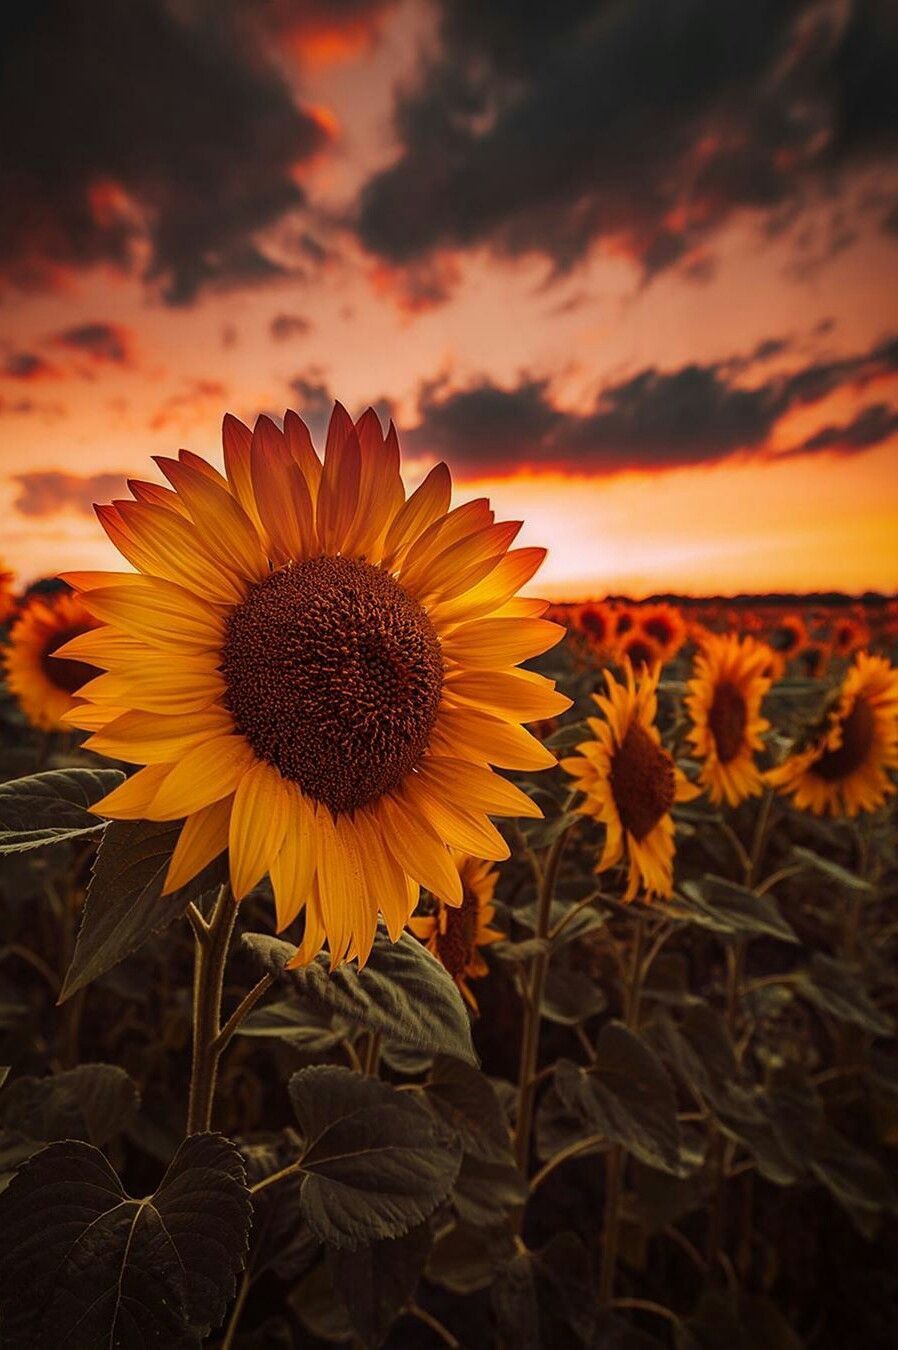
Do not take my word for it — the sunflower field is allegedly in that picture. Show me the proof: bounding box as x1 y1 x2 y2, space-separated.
0 410 897 1350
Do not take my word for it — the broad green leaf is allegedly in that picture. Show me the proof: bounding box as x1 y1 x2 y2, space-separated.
677 1288 802 1350
671 876 797 943
238 999 346 1055
328 1225 430 1349
59 818 228 1002
791 846 873 893
0 1133 251 1347
554 1022 682 1173
0 1064 139 1147
245 929 476 1064
450 1154 528 1228
0 768 124 853
422 1056 513 1164
289 1065 462 1249
493 1232 597 1350
809 1124 898 1219
427 1220 517 1295
541 967 607 1025
240 1138 318 1284
793 954 894 1036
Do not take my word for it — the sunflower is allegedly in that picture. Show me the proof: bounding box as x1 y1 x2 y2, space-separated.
409 853 501 1010
685 633 772 806
766 652 898 816
577 600 615 653
617 630 660 672
768 614 807 663
613 605 635 639
831 614 869 659
4 589 101 731
60 404 568 967
562 660 699 901
637 603 686 661
0 562 16 626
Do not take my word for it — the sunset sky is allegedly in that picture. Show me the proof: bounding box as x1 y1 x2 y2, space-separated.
2 0 897 597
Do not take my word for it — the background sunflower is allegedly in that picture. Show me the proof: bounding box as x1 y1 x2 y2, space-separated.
562 660 698 901
685 632 772 806
409 853 501 1010
4 588 100 731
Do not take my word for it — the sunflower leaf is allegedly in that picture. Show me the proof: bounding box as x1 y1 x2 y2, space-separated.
670 876 798 943
794 954 894 1036
243 928 477 1064
59 817 229 1003
554 1022 683 1174
790 846 874 893
0 1133 251 1348
0 768 124 854
0 1063 139 1148
288 1065 462 1249
327 1225 430 1349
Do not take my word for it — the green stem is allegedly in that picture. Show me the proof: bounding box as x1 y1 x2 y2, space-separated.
528 1134 609 1195
599 907 647 1308
363 1030 382 1077
186 885 238 1136
220 1269 251 1350
513 817 573 1173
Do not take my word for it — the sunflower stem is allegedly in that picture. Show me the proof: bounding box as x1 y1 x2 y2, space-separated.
512 818 572 1177
599 904 646 1308
186 884 238 1136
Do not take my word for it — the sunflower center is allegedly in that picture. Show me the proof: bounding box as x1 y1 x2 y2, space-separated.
643 616 673 644
812 695 876 782
42 628 101 694
221 556 443 814
580 607 608 642
610 722 676 841
623 638 654 669
436 886 479 979
708 680 747 764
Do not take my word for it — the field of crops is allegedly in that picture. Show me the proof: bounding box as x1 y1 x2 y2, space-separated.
0 442 897 1348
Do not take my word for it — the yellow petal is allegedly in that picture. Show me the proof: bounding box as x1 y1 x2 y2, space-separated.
270 788 317 931
92 763 173 819
430 704 556 771
382 462 451 566
314 807 366 966
77 659 224 715
86 706 233 763
228 760 291 900
403 775 511 860
417 756 542 819
81 579 226 652
150 735 257 819
222 413 264 533
379 793 463 907
353 809 417 941
443 668 572 721
284 409 323 503
316 402 361 553
128 479 191 516
441 617 565 669
250 415 316 562
155 455 268 583
51 627 147 667
102 500 244 604
285 886 327 967
343 407 404 558
429 547 547 626
163 795 232 894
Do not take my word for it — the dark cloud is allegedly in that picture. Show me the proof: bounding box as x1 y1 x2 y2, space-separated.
3 353 58 381
13 470 128 517
270 313 313 342
357 0 898 296
404 332 898 477
50 322 135 365
288 369 334 440
789 402 898 456
0 0 339 304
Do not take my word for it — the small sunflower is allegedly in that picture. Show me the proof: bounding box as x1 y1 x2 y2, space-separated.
4 590 100 730
768 614 807 663
576 600 615 653
409 853 501 1009
637 603 686 661
617 630 660 672
613 606 635 639
766 652 898 816
685 633 772 807
562 660 699 901
61 404 569 967
831 614 869 659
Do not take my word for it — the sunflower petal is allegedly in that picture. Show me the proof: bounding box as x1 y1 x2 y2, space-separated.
229 760 291 900
163 795 232 894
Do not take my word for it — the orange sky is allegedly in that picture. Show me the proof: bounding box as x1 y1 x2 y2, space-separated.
2 2 897 596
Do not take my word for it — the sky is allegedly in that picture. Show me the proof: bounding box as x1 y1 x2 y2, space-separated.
1 0 897 598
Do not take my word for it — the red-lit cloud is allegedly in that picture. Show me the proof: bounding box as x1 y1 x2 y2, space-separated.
13 470 128 518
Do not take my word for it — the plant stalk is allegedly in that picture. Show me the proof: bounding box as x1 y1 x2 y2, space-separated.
186 884 238 1136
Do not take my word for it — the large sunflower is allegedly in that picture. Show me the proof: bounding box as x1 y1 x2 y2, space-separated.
60 405 568 967
4 590 100 730
409 853 501 1010
562 660 698 901
766 652 898 817
685 633 772 807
